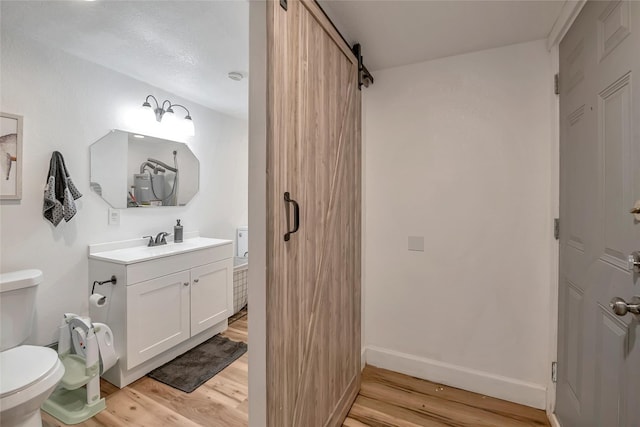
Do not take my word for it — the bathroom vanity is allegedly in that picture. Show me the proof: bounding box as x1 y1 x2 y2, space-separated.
88 235 233 388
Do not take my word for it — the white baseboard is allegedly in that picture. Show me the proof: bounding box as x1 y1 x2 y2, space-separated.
548 413 562 427
366 345 546 409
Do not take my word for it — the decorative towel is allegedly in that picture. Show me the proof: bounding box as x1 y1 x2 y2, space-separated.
43 151 82 226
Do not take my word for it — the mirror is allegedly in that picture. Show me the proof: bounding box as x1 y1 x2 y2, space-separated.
90 130 199 208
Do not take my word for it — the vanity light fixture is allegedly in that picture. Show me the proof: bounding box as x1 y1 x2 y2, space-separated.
140 95 195 137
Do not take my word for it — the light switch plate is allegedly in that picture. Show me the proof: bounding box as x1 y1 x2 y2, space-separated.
408 236 424 252
108 208 120 225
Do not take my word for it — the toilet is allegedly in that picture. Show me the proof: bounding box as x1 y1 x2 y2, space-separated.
237 225 248 258
0 270 65 427
233 227 249 314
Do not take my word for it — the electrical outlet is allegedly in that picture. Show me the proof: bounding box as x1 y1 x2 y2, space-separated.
108 208 120 225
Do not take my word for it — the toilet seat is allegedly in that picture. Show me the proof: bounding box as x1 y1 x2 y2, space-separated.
0 345 61 399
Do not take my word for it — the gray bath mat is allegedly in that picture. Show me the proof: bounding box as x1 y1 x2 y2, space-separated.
148 335 247 393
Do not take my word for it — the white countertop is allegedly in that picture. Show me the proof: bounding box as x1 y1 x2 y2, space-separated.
89 237 232 265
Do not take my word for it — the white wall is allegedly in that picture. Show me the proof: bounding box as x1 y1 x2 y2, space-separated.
363 39 553 409
0 33 248 345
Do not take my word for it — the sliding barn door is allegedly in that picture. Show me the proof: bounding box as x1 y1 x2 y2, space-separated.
266 0 361 426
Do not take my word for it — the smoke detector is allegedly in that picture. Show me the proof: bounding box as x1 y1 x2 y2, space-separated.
228 72 244 81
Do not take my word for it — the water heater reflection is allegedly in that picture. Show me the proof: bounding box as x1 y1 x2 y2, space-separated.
133 151 179 206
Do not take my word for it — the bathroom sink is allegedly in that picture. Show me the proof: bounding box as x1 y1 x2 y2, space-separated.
89 237 232 265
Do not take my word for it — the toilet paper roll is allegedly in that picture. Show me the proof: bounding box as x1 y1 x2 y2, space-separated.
89 293 107 308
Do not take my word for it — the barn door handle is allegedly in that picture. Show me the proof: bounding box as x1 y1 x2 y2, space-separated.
284 192 300 242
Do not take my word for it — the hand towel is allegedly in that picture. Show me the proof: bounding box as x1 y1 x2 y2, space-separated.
57 152 82 200
43 151 82 226
57 152 82 221
43 154 63 226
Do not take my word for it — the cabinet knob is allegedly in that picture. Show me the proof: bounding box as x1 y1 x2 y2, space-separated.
183 282 189 286
193 278 199 283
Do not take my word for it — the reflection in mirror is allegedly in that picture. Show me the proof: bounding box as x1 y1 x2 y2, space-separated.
90 130 199 209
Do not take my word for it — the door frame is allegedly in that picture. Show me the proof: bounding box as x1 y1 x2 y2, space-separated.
248 1 268 426
249 1 590 425
546 41 561 423
545 1 586 424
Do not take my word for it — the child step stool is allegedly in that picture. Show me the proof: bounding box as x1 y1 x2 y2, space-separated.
42 313 117 424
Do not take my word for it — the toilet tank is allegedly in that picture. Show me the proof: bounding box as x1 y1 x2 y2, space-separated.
0 269 43 351
237 226 248 258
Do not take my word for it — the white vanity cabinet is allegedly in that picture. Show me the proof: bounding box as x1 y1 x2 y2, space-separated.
89 236 233 388
126 270 191 369
190 260 233 335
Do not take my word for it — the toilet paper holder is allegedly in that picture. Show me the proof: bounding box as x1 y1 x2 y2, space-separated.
91 275 117 295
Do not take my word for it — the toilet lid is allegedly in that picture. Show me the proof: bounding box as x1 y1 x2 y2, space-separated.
0 345 59 398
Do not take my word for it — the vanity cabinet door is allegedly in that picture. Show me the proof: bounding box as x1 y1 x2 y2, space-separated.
126 270 191 369
190 259 232 336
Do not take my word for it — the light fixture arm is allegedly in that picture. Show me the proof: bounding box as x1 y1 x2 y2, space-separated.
144 95 160 108
140 95 195 135
161 100 173 112
142 95 167 122
169 104 192 119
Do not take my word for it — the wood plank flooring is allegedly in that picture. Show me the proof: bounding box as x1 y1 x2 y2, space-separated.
41 310 248 427
344 366 550 427
42 310 550 427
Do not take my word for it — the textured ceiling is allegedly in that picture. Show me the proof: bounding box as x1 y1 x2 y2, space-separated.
1 1 249 119
319 0 565 71
2 1 565 116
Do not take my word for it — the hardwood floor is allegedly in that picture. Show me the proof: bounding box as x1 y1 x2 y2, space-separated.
43 311 549 427
41 310 248 427
344 366 550 427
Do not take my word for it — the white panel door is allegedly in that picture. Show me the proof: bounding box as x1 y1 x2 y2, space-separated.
557 1 640 426
126 270 190 369
190 259 232 336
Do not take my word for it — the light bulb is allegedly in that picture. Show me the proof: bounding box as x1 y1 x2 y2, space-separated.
161 109 179 133
139 102 156 124
182 116 195 136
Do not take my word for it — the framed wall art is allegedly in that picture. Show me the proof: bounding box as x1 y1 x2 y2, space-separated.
0 112 23 200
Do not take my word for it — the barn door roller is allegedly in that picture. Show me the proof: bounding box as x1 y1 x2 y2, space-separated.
352 44 374 90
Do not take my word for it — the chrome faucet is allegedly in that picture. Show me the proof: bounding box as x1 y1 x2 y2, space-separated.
142 232 171 247
154 232 170 245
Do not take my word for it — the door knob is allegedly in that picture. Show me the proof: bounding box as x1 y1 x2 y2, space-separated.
629 252 640 273
193 278 199 283
183 282 189 286
631 200 640 219
610 296 640 316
